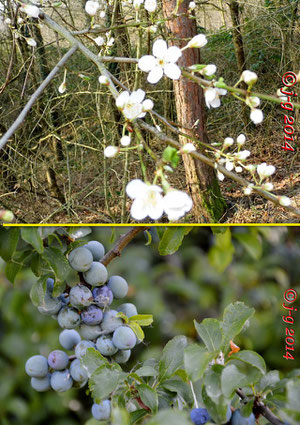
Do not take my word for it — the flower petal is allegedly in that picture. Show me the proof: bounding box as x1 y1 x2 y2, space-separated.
138 55 157 72
131 198 147 220
153 39 167 59
130 89 145 103
116 91 130 108
164 46 182 63
126 179 147 199
147 66 164 84
163 63 181 80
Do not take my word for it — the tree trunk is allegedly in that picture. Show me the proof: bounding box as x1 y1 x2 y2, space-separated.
228 0 247 79
162 0 226 222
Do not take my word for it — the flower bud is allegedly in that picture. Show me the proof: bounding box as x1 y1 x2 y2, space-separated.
104 146 119 158
22 4 40 18
236 134 246 146
244 184 253 195
223 137 234 148
279 196 291 207
181 143 196 153
120 136 131 146
241 70 258 85
186 34 208 48
98 75 109 85
142 99 154 112
250 108 264 124
58 81 66 94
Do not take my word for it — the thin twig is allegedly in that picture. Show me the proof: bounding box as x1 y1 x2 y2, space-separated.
236 388 285 425
101 227 148 266
0 46 78 151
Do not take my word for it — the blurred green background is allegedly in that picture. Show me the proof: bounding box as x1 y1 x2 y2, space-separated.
0 226 299 425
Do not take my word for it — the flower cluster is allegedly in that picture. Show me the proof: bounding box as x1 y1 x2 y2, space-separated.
212 134 291 206
116 89 154 121
126 179 193 221
133 0 157 12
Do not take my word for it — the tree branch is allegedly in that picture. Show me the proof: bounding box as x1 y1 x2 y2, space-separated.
0 45 78 151
100 227 148 267
236 388 285 425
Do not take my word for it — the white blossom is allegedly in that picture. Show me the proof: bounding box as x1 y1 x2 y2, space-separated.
104 146 119 158
235 166 243 173
217 170 224 181
204 87 227 109
201 64 216 76
181 143 196 153
241 70 258 85
116 89 153 121
257 163 275 179
98 75 109 85
99 10 106 18
163 190 193 221
26 38 37 47
245 164 255 173
279 196 291 207
236 133 246 146
244 184 254 195
235 150 250 160
262 182 273 191
149 25 157 33
94 36 105 46
246 96 260 108
107 37 114 47
17 17 24 24
186 34 207 48
189 1 196 9
22 4 40 18
144 0 157 12
225 160 234 171
85 1 100 16
4 18 11 25
142 98 154 111
120 135 131 146
126 179 164 220
58 81 66 93
133 0 143 9
250 108 264 124
223 137 234 148
138 39 182 84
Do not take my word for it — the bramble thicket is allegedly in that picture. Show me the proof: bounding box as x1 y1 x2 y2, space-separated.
0 225 299 424
0 1 299 223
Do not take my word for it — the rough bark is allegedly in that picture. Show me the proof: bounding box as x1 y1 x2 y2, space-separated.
162 0 226 222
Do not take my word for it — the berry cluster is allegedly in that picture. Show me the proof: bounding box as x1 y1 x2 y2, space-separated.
25 240 146 421
190 407 255 425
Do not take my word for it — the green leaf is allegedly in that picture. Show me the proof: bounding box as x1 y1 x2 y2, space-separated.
221 362 262 398
221 302 255 351
43 246 73 282
208 228 234 273
202 366 231 424
5 260 22 284
30 276 48 307
234 233 262 260
116 312 129 324
130 315 153 326
81 348 109 376
159 336 188 381
130 409 148 425
112 407 130 425
89 365 128 401
211 226 227 234
228 350 266 375
162 379 192 404
146 409 191 425
184 344 215 381
137 384 158 412
20 228 44 254
67 227 92 239
162 146 179 168
129 322 144 341
257 370 280 392
158 227 193 256
144 230 152 246
287 379 300 411
194 318 223 353
0 228 20 261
